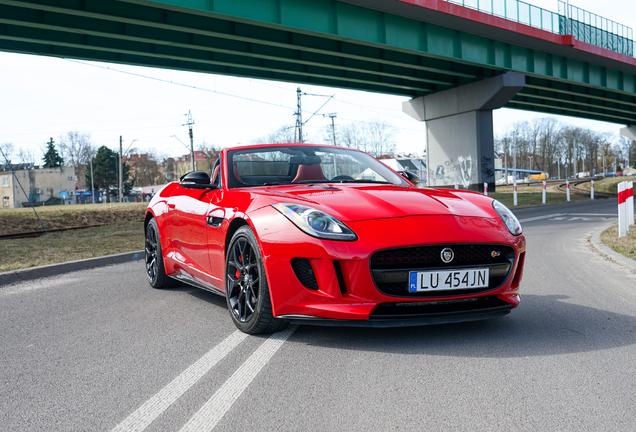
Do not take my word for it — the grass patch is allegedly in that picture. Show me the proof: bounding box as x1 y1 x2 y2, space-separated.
579 175 636 193
490 192 589 208
0 221 144 272
601 225 636 262
0 202 146 235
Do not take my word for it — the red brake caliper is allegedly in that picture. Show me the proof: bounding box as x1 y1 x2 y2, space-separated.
236 251 242 289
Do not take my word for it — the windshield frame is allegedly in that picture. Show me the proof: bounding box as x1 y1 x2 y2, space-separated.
225 145 409 189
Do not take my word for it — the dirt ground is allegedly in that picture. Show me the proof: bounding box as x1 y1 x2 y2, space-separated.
0 202 147 235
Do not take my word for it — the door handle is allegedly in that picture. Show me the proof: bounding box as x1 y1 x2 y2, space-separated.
167 203 176 210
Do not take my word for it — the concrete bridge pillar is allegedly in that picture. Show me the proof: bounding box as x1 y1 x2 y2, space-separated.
403 72 525 191
620 126 636 141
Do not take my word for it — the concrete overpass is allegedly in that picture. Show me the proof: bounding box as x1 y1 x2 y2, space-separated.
1 0 635 189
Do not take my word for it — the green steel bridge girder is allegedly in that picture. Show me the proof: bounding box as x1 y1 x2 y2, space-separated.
0 0 635 125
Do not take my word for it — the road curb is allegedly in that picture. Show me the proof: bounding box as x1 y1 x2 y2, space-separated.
0 250 145 286
589 225 636 272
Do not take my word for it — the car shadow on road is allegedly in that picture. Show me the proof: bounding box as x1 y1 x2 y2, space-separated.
288 294 636 358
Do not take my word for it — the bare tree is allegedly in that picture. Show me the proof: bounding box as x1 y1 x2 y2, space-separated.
17 147 37 165
253 125 295 144
0 142 15 164
616 136 633 171
197 141 220 173
332 120 397 157
58 131 94 188
125 149 166 187
337 123 367 151
366 120 397 158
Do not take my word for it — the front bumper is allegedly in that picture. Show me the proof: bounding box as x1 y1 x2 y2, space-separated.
249 207 525 324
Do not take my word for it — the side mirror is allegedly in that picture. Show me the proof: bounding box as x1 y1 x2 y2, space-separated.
180 171 217 189
399 170 420 185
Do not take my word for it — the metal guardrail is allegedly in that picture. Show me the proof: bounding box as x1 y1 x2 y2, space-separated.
444 0 635 57
446 0 560 32
558 1 633 56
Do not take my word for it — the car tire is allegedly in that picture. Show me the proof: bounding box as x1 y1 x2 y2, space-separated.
225 226 288 334
145 218 181 289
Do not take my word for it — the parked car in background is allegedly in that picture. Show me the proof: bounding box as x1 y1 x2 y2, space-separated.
525 172 549 182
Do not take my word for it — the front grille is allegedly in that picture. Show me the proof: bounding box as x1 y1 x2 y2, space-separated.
370 244 515 297
291 258 318 290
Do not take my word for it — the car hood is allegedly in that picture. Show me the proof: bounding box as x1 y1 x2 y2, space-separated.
250 184 495 222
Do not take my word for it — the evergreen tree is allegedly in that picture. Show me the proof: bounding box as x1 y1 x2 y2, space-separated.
85 146 131 203
42 138 64 168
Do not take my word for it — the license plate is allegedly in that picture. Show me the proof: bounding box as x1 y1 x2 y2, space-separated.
408 268 489 292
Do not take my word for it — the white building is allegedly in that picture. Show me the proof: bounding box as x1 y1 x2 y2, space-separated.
0 165 76 208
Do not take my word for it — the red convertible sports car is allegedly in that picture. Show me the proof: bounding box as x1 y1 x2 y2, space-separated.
145 144 525 334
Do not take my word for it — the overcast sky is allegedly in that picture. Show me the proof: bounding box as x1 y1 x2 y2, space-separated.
1 0 634 163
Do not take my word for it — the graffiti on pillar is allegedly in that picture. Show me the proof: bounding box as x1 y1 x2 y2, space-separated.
435 165 445 179
429 155 474 187
480 156 494 180
457 155 473 188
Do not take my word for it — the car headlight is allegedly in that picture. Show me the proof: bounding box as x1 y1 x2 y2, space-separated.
272 203 357 241
492 200 522 236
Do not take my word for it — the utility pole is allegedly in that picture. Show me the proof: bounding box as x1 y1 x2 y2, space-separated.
294 88 303 143
328 113 337 146
503 136 509 184
186 110 195 171
119 136 123 203
90 159 95 204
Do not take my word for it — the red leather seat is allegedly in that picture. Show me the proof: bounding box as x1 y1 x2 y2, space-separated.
211 165 220 183
233 165 243 183
293 164 327 182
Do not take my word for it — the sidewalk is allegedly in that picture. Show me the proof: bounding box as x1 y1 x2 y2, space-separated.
0 250 144 286
588 225 636 272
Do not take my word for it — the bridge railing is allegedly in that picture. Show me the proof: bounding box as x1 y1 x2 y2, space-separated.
445 0 634 57
446 0 560 33
558 1 633 57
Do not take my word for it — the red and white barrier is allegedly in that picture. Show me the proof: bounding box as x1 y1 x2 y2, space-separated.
513 178 518 206
542 180 546 204
618 181 628 237
591 180 594 200
628 181 634 227
566 179 570 202
484 182 488 196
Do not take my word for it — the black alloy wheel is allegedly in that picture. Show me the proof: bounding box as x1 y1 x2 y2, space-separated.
145 218 180 288
225 226 287 334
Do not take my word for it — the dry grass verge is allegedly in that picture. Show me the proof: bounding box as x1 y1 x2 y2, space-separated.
601 225 636 262
0 202 146 235
490 192 588 208
579 175 636 193
0 221 144 272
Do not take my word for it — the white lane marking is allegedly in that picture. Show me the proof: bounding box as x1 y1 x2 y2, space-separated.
111 331 248 432
568 213 617 217
179 325 298 432
518 213 567 223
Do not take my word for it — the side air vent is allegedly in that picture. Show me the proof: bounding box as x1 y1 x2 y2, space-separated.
291 258 318 290
333 260 347 294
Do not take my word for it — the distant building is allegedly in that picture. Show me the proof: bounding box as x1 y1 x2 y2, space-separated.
0 165 75 208
174 150 219 176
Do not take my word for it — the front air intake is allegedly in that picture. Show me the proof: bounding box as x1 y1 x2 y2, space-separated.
333 260 347 294
291 258 319 290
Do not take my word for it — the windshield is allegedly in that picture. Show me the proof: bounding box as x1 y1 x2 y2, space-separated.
226 146 408 188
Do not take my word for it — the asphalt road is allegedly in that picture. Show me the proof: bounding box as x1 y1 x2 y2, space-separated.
2 198 635 431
